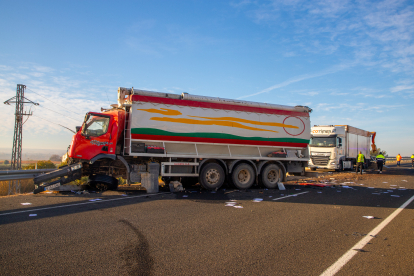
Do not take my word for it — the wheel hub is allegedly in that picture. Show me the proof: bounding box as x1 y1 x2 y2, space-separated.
206 169 220 184
238 169 251 184
267 170 278 183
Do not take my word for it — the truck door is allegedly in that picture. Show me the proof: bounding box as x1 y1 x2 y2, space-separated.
76 113 114 160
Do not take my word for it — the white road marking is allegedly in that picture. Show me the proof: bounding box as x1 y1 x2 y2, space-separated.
272 191 309 201
0 192 171 217
320 194 414 276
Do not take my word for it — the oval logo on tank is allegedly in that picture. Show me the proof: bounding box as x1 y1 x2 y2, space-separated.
283 116 305 136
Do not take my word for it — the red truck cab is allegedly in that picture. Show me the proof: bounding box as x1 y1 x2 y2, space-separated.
69 110 125 161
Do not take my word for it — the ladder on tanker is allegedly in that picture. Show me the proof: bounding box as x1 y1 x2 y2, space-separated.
123 109 131 156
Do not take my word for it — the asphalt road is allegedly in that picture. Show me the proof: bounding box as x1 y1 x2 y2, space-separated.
1 164 413 276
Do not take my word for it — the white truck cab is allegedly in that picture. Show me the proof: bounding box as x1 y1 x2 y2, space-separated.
308 125 373 171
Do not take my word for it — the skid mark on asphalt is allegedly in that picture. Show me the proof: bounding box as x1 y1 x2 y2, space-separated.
119 219 154 276
320 194 414 276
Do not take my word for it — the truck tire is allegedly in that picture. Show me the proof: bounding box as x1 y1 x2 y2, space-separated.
261 164 282 189
232 163 255 189
199 163 225 190
89 175 119 191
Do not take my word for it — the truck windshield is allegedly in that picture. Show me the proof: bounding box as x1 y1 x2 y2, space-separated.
310 137 336 147
82 114 110 137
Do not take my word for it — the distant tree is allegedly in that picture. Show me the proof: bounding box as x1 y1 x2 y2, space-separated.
49 154 61 162
370 147 387 157
24 160 56 170
4 160 9 165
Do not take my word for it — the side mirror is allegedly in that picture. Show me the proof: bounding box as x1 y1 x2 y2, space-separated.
76 126 81 132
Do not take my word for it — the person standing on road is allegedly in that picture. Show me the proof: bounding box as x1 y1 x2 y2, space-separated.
411 154 414 167
356 151 365 175
396 153 402 167
376 152 385 173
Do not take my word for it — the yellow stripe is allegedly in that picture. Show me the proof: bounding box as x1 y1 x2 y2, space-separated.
137 108 182 116
150 117 278 133
188 115 299 129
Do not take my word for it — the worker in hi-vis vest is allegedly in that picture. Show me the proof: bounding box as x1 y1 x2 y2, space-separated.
376 152 385 174
356 151 365 175
411 154 414 167
396 154 402 167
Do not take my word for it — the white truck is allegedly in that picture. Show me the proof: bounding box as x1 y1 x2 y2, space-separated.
308 125 376 171
34 87 312 193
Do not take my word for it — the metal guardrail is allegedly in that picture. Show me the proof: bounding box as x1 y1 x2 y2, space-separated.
0 169 56 181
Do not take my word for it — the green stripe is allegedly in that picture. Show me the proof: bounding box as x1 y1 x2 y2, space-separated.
131 128 310 144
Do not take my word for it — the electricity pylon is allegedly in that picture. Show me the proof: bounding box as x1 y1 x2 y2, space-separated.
4 84 38 194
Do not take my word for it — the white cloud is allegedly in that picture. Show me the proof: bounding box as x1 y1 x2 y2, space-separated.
390 84 414 92
299 91 319 96
235 0 414 72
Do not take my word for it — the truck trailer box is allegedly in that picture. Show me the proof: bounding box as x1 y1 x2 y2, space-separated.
309 125 375 171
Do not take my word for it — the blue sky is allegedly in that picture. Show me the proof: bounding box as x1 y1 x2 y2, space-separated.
1 0 413 156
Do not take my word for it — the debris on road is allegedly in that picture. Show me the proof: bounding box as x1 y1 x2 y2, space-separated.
21 203 32 205
278 182 286 190
363 216 375 219
252 198 263 202
29 214 37 217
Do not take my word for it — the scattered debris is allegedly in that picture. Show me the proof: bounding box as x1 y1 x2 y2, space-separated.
298 182 331 187
89 198 102 202
252 198 263 202
29 214 37 217
278 182 286 190
21 203 32 205
182 195 188 198
169 181 184 192
363 216 374 219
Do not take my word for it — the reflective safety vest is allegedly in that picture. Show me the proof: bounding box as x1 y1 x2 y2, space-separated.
376 154 385 162
411 155 414 159
396 155 402 161
357 153 365 163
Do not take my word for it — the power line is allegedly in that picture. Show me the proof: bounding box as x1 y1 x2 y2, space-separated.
26 88 84 116
32 114 76 134
34 104 80 122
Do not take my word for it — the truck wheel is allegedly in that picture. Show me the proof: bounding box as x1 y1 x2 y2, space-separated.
261 164 281 189
199 163 225 190
89 175 119 191
232 163 255 189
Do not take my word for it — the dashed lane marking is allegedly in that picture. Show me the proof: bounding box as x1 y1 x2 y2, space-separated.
272 191 309 201
0 192 171 217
